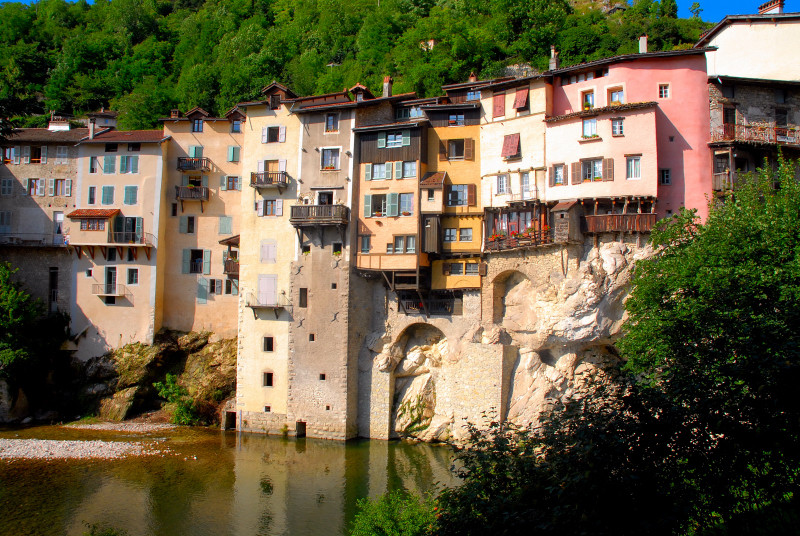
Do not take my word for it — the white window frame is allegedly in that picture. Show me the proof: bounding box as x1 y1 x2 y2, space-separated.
444 228 457 242
386 132 403 148
459 228 472 242
612 118 624 136
582 118 597 137
324 113 339 133
402 161 416 178
127 268 139 286
496 174 509 195
626 156 641 180
582 159 602 182
553 164 565 186
0 178 12 196
55 146 68 164
659 84 670 99
321 147 340 170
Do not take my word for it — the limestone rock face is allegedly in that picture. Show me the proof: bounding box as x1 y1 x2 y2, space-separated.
98 386 139 421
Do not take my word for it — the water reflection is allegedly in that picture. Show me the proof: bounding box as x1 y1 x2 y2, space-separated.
0 427 456 536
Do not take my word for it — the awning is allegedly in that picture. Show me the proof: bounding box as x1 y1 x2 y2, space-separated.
66 208 120 219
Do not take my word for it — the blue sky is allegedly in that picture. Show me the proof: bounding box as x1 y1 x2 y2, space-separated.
679 0 798 21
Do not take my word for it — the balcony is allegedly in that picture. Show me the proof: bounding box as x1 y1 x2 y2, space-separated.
108 231 155 245
290 205 349 226
175 185 210 201
713 172 736 192
245 292 290 318
711 123 800 146
400 298 463 316
223 258 239 277
0 233 68 247
92 283 131 298
250 171 289 190
485 229 552 252
177 157 211 171
584 213 656 233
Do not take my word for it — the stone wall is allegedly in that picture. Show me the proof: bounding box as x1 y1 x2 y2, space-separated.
1 246 73 314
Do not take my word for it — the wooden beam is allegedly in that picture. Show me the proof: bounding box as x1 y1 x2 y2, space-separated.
130 247 138 261
88 246 95 260
144 247 151 261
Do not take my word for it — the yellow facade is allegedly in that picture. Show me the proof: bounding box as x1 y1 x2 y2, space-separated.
431 258 482 290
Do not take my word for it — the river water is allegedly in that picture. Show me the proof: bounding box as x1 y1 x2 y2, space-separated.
0 425 458 536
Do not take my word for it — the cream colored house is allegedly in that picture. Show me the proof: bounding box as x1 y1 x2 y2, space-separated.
160 107 244 338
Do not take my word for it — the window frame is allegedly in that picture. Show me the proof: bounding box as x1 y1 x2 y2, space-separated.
321 147 340 170
447 184 468 206
325 113 339 133
444 228 457 242
611 118 624 136
582 159 603 182
582 118 598 137
192 119 203 132
399 193 414 215
448 139 465 160
496 174 509 195
659 84 670 99
386 132 403 148
127 268 139 286
402 161 417 178
553 164 565 186
660 168 671 185
626 155 641 180
459 228 473 242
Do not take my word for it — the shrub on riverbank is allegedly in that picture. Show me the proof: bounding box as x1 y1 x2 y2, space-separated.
351 490 436 536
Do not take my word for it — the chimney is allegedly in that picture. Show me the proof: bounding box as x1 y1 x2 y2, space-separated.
468 72 478 83
170 109 181 119
382 76 393 98
89 118 95 139
549 46 560 70
758 0 784 14
639 35 648 53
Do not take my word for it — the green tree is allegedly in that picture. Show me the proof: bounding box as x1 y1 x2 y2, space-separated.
350 490 436 536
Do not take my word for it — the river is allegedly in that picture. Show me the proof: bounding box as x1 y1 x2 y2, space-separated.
0 425 458 536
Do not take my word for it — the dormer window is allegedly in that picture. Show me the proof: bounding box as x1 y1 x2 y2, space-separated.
231 120 241 133
356 93 364 102
466 90 481 101
270 95 281 109
192 119 203 132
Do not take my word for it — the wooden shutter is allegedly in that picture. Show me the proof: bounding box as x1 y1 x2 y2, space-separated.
215 279 223 294
571 162 581 185
40 146 47 164
48 179 55 196
385 162 393 180
227 146 235 162
402 130 411 146
467 184 477 206
513 87 529 109
257 200 265 216
493 93 505 118
182 249 190 273
279 160 286 172
363 194 372 217
261 127 268 143
65 179 72 197
135 217 143 241
197 278 208 304
13 146 20 165
464 138 475 161
479 262 488 276
103 156 115 174
395 161 403 179
377 132 386 149
201 175 208 187
603 158 614 181
439 141 448 161
120 155 128 173
364 163 372 181
387 193 399 216
278 126 286 142
203 250 211 274
220 176 227 190
275 199 283 216
549 166 555 187
564 164 569 184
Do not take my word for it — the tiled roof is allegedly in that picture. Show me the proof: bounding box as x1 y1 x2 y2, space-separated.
219 234 240 246
67 208 120 219
547 48 711 77
7 128 90 143
551 200 577 211
545 101 657 123
420 171 446 188
695 12 800 47
80 130 167 143
352 119 428 132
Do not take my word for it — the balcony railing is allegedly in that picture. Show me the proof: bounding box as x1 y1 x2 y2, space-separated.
250 171 289 189
175 185 210 201
713 172 736 192
485 229 552 252
400 298 463 316
223 258 239 277
92 283 130 297
290 204 349 226
245 292 291 312
177 157 211 171
711 123 800 146
107 231 155 245
584 213 657 233
0 233 68 247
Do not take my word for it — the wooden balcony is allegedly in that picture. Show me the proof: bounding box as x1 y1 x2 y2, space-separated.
92 283 130 297
250 172 289 189
711 123 800 146
223 258 239 277
485 229 552 252
177 157 211 171
713 172 736 192
584 213 656 233
290 205 349 227
175 185 210 201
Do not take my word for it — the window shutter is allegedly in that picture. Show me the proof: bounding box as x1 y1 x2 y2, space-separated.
257 160 265 173
278 126 286 142
442 262 451 275
385 162 393 180
22 146 30 164
179 216 188 234
564 165 569 184
439 141 447 161
549 166 555 187
219 216 232 234
197 278 208 304
180 175 188 187
479 262 488 276
104 155 115 174
114 215 124 233
182 249 191 274
131 156 139 173
467 184 477 206
513 87 529 109
201 175 208 187
65 179 72 197
377 132 386 148
227 146 235 162
37 180 45 196
231 279 239 296
189 145 203 158
387 193 399 217
40 146 47 164
135 217 143 241
364 163 372 181
493 93 505 118
48 179 55 196
261 127 268 143
120 155 128 173
220 176 227 190
235 176 241 190
203 250 211 274
215 279 223 294
13 146 20 165
23 179 29 194
257 200 265 216
402 130 411 146
603 158 614 181
571 162 581 185
395 161 403 179
275 199 283 216
465 138 475 161
363 194 372 217
279 160 287 173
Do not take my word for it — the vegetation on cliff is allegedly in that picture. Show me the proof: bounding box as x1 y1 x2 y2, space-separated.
0 0 708 129
352 157 800 535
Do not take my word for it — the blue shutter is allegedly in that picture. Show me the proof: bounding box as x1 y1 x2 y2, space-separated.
364 195 372 217
120 155 128 173
131 156 139 173
179 216 188 234
227 146 235 162
387 193 399 216
231 279 238 296
182 249 190 273
219 216 232 234
395 161 403 179
197 278 208 304
101 185 114 205
203 250 211 274
377 132 386 148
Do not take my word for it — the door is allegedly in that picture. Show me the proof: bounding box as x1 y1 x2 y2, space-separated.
265 160 280 172
318 191 333 205
105 267 117 295
258 274 277 306
53 212 64 245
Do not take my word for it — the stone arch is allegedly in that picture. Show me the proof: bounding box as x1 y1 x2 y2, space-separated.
491 270 534 328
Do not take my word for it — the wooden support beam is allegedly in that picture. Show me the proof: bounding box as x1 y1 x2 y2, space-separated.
416 289 429 319
88 246 95 260
144 247 151 261
130 247 138 261
116 246 124 258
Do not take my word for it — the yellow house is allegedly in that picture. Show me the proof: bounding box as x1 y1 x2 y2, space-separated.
160 107 244 338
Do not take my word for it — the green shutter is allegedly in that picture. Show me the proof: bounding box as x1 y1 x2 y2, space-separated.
220 176 227 191
364 194 372 217
364 163 372 181
131 156 138 174
219 216 232 234
135 217 143 241
201 175 208 187
197 278 208 304
120 155 128 173
203 250 211 274
387 193 399 217
231 279 238 296
228 146 240 162
181 175 189 186
103 156 115 174
114 216 124 233
179 216 188 234
377 132 386 148
189 145 202 158
395 161 403 179
402 130 411 146
386 162 392 180
182 249 191 274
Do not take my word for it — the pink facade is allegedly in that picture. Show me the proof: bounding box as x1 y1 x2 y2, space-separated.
549 52 712 220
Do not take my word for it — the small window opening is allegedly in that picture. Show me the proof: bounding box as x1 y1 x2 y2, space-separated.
299 288 308 308
325 405 331 411
309 333 315 342
319 374 326 381
332 242 342 255
331 283 337 289
302 244 311 255
263 336 274 352
263 372 274 387
264 406 271 413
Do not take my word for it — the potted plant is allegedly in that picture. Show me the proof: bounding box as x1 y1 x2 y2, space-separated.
402 211 411 216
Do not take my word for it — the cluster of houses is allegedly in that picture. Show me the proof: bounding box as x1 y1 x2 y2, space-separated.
1 3 799 439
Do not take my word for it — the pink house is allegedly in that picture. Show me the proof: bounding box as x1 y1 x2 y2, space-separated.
545 45 712 226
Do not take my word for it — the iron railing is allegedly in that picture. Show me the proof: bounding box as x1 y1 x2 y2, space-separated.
91 283 129 297
400 298 463 315
485 229 552 251
107 231 155 245
0 233 68 246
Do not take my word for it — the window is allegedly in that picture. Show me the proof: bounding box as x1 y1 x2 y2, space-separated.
466 90 481 101
322 148 339 170
448 139 465 160
501 133 520 159
402 161 416 178
332 242 342 255
721 85 734 99
219 216 232 234
448 114 465 126
192 119 203 132
391 235 416 253
396 106 423 119
85 269 92 277
107 249 117 262
612 118 624 136
369 194 387 216
319 374 326 381
776 108 788 127
123 186 138 205
608 88 624 105
103 155 115 174
521 172 530 196
2 147 13 164
582 118 597 137
189 249 204 273
427 189 434 201
127 268 138 285
209 278 222 295
459 228 472 242
128 143 140 152
52 179 68 196
127 249 134 261
325 113 339 133
179 215 196 234
1 178 11 196
56 146 68 164
447 184 470 206
225 279 238 295
263 372 273 386
120 155 139 174
264 126 280 143
87 186 96 204
493 93 505 118
89 157 98 174
299 288 308 308
171 203 178 216
80 218 105 231
27 179 41 196
582 90 594 109
101 185 114 205
265 199 278 216
105 143 118 153
231 120 241 133
399 193 413 215
386 132 403 148
626 156 641 180
444 228 457 242
263 337 274 352
775 89 788 104
29 146 42 164
309 334 315 342
0 210 10 233
270 94 281 109
465 263 480 275
360 236 371 253
225 175 238 190
497 174 509 194
260 240 277 263
723 107 737 125
450 263 464 275
372 163 388 180
660 169 671 185
264 406 271 412
553 165 565 186
582 159 603 182
659 84 670 99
